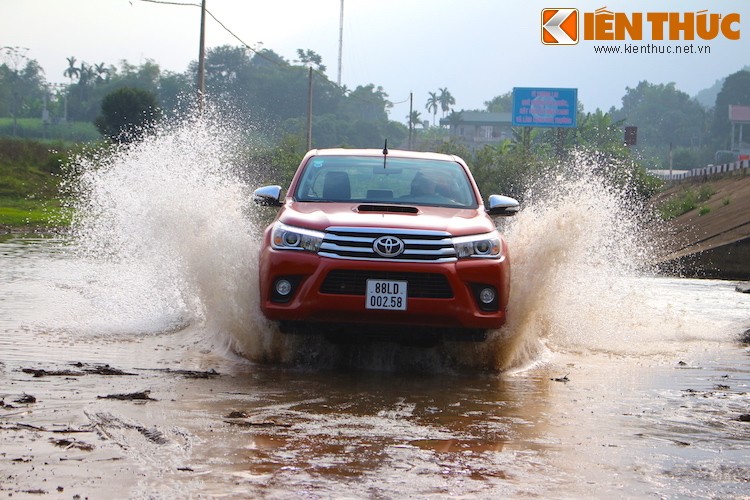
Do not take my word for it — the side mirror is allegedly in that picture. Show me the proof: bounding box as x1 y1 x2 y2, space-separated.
253 185 283 207
487 194 520 217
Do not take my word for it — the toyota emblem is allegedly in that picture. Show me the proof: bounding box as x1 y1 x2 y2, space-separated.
373 235 405 257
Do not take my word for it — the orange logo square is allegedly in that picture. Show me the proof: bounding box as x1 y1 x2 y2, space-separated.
542 8 579 45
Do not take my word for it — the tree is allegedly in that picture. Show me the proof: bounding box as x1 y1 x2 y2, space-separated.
63 56 80 84
66 60 97 121
253 133 308 186
0 43 406 152
157 70 193 117
94 86 161 143
425 91 439 126
204 46 252 98
295 49 326 72
438 87 455 118
408 110 423 129
349 119 381 147
711 70 750 147
611 81 706 158
573 109 626 153
445 110 463 128
341 84 391 123
485 92 513 113
64 59 166 122
93 62 109 84
78 62 94 87
0 47 45 134
195 45 340 126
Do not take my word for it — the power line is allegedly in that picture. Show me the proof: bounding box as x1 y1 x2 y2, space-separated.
136 0 409 107
137 0 271 63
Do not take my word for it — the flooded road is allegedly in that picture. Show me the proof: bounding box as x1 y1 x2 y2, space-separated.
1 235 749 499
2 118 749 498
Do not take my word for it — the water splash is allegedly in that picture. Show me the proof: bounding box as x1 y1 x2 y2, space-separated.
62 115 710 372
419 152 654 370
63 111 285 360
477 151 736 371
488 155 655 368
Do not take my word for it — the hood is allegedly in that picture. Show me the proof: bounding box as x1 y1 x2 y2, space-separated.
278 201 496 236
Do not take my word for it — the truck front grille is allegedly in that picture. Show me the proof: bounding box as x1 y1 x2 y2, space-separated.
319 226 457 262
320 270 453 298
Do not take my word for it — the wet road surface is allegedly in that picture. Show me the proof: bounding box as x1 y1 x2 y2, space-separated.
1 237 749 499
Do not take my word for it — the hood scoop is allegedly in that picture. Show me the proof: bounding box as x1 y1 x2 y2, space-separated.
357 204 419 214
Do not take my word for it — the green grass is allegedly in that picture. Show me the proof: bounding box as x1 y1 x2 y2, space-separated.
0 164 60 199
0 118 100 143
658 184 716 219
0 197 71 228
0 137 80 229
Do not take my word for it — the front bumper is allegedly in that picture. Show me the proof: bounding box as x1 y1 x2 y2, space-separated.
258 245 510 331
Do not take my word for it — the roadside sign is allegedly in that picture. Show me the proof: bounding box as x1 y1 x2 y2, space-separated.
512 87 578 128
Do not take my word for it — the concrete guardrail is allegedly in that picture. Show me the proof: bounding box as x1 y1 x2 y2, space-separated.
650 159 750 182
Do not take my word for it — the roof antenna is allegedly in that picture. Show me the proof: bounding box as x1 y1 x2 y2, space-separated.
382 139 388 169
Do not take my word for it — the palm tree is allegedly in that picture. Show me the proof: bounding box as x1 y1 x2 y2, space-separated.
407 110 423 129
94 63 109 84
63 56 80 84
445 110 463 130
425 91 439 127
438 87 455 119
78 63 95 86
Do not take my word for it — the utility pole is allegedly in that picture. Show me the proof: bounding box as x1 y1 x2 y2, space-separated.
307 67 313 150
337 0 344 86
408 92 413 150
197 0 207 112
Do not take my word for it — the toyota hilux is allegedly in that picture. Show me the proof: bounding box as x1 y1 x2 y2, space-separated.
253 148 519 342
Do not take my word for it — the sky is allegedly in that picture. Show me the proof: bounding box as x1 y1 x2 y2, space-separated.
3 0 749 123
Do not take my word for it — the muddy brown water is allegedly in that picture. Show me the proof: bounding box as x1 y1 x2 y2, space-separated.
3 119 750 498
1 235 749 499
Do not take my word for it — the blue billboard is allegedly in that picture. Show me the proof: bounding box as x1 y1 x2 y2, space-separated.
512 87 578 128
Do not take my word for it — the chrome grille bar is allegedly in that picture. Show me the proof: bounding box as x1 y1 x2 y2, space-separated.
320 226 457 262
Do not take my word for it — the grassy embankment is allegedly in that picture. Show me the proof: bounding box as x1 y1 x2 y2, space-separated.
0 118 100 143
656 184 718 219
0 119 101 230
0 137 76 230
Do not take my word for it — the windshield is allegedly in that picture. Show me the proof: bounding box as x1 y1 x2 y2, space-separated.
294 155 478 208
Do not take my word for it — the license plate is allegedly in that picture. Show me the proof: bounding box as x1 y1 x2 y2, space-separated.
365 279 407 311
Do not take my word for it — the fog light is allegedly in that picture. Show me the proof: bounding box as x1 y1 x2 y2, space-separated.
479 287 496 304
275 279 293 296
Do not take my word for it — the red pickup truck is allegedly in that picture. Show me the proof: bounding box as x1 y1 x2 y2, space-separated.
253 148 519 342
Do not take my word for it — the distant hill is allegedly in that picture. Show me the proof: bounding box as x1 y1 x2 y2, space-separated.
693 65 750 109
693 78 723 109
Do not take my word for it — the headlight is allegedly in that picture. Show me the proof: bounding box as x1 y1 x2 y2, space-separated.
271 222 324 252
453 233 503 259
